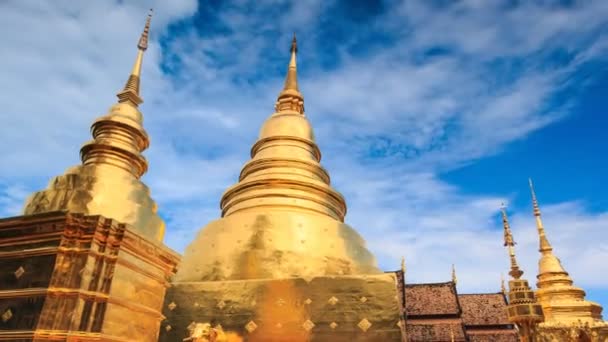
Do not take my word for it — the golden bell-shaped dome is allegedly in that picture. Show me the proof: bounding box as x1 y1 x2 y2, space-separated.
175 37 381 282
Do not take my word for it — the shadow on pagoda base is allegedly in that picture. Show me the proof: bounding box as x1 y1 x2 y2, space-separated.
160 274 405 342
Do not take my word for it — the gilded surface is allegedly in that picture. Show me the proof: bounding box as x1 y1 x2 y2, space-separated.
528 181 604 327
22 10 165 243
0 211 179 342
161 274 403 342
176 37 381 283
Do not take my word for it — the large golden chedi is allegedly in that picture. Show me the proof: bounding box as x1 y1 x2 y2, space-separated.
161 37 405 342
174 37 380 283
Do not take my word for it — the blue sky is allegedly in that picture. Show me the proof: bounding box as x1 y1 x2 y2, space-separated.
0 0 607 311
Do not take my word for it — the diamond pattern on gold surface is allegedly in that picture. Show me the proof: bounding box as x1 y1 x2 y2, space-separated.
358 318 372 332
302 319 315 331
165 324 172 332
1 309 12 322
217 300 226 309
396 321 403 328
328 296 338 305
167 302 177 311
245 320 258 333
304 298 312 305
360 296 368 303
187 321 196 330
14 266 25 279
329 322 338 329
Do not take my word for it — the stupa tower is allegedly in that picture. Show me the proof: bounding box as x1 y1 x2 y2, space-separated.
527 180 608 340
174 35 380 282
500 205 544 342
22 10 164 243
0 11 179 341
161 37 403 342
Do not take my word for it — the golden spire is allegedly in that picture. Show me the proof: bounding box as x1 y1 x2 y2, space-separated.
501 204 524 279
500 204 545 334
117 8 153 106
451 264 457 285
529 178 554 253
400 256 406 275
527 180 603 324
275 34 304 114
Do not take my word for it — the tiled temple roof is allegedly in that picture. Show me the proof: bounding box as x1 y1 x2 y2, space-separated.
458 293 511 326
405 282 461 316
467 330 519 342
406 321 466 341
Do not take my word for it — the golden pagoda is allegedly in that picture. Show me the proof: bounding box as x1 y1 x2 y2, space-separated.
160 36 405 342
526 180 608 341
23 10 164 243
500 204 544 341
0 11 179 341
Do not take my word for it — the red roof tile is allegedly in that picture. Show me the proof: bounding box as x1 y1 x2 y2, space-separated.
458 293 511 326
406 321 466 341
405 282 460 316
467 330 519 342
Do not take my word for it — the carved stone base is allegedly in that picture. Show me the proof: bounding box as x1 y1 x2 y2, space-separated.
160 274 404 341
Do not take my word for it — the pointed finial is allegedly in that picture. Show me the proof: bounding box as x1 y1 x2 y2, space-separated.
501 273 506 294
400 256 406 275
529 178 541 217
290 33 298 54
274 34 304 113
117 10 153 106
501 204 524 279
451 264 457 285
528 179 553 253
500 203 515 247
138 9 153 51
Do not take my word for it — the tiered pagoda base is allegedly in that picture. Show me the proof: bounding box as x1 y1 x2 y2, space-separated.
160 274 405 341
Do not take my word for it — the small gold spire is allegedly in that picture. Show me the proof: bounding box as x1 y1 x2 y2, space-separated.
400 256 406 275
285 33 298 91
451 264 457 285
138 9 152 51
275 34 304 114
528 178 553 253
500 273 506 294
117 9 153 106
501 204 524 279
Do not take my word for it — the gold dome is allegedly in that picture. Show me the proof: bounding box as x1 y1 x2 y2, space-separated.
258 112 315 142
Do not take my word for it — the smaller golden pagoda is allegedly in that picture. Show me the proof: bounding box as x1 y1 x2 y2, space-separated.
0 11 179 341
500 204 544 341
527 180 608 341
23 10 165 243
